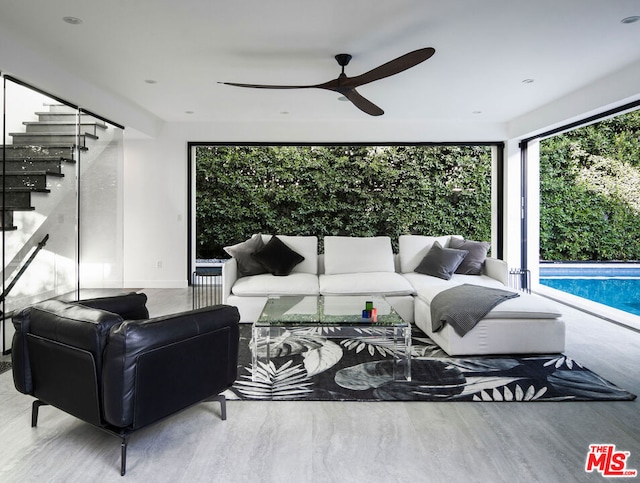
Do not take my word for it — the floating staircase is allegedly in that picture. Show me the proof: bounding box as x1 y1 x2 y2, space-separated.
1 105 106 230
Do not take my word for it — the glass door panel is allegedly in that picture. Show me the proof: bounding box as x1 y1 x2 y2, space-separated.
78 111 124 289
2 79 80 351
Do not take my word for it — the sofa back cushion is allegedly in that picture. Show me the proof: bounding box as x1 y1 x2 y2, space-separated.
398 235 452 273
324 236 395 274
260 235 318 274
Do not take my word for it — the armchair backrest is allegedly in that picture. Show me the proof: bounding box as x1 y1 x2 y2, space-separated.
13 301 123 426
102 304 240 429
13 295 240 432
76 291 150 320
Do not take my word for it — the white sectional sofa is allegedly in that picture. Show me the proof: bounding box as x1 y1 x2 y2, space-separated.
222 234 566 355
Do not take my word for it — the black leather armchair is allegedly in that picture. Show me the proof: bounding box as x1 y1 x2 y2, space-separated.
11 292 240 475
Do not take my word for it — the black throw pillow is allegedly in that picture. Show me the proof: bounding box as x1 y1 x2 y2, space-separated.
251 235 305 276
414 242 468 280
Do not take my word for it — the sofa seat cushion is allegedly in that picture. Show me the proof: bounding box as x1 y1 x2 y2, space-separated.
319 272 415 296
415 283 562 319
483 293 562 319
403 272 504 293
414 296 565 355
232 273 319 296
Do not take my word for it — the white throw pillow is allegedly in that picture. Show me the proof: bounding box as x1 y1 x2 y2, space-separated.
323 236 395 274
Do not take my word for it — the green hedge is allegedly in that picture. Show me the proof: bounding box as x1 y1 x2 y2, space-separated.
196 145 492 259
540 110 640 261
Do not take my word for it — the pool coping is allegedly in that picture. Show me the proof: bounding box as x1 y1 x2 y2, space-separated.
535 284 640 332
540 262 640 278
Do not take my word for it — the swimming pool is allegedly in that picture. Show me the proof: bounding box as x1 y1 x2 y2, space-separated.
540 265 640 317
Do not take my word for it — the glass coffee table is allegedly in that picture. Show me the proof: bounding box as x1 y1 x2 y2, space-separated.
252 295 411 382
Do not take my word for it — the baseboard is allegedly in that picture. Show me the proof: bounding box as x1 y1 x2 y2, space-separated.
123 280 189 289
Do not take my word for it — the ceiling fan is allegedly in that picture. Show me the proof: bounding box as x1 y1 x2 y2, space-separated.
219 47 435 116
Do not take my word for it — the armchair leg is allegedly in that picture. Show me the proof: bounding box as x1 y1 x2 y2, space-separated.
120 437 129 476
206 394 227 420
217 394 226 421
31 400 49 427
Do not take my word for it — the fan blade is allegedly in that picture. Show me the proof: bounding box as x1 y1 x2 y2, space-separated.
341 88 384 116
218 81 317 89
345 47 435 88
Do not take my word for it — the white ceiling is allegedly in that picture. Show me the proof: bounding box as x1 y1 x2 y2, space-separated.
1 0 640 128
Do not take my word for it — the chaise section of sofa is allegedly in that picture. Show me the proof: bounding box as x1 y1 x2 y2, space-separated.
398 235 565 355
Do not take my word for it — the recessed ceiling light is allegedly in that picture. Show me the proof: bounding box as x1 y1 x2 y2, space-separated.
185 110 194 114
472 110 482 115
62 16 83 25
144 79 157 84
280 111 290 115
522 78 534 84
621 16 640 24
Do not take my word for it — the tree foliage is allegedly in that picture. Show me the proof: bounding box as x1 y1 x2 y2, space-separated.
196 145 492 258
540 110 640 261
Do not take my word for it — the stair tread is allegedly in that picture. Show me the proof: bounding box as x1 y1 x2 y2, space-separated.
2 171 64 177
2 143 75 148
0 187 50 193
1 156 74 162
3 144 77 149
10 132 99 139
1 207 35 212
24 120 106 125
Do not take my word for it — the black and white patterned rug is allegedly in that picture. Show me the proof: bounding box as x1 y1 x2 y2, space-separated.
0 361 12 376
225 325 636 402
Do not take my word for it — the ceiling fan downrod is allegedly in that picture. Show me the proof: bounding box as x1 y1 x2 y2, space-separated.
335 54 352 75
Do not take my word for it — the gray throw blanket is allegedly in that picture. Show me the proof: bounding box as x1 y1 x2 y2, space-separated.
431 284 520 336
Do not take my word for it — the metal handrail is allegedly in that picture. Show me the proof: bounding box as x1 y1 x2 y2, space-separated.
1 233 49 354
1 234 49 302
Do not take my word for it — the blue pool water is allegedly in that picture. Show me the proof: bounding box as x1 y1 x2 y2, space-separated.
540 266 640 317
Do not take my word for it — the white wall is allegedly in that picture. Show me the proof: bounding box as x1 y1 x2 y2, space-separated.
123 127 189 287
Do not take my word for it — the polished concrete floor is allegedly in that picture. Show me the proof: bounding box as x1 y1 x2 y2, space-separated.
1 288 638 482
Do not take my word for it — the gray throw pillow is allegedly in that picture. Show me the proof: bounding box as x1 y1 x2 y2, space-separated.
414 241 468 280
251 235 305 276
223 234 268 276
449 238 491 275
